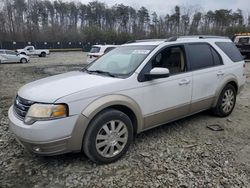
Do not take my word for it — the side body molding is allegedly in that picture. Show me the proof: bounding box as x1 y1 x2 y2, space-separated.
81 94 144 133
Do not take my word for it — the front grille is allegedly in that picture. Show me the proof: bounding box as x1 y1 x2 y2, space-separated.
13 95 34 120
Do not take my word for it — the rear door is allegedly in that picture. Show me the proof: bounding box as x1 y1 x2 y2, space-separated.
186 43 224 113
0 51 7 63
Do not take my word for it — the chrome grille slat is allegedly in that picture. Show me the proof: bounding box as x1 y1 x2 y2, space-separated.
13 95 34 120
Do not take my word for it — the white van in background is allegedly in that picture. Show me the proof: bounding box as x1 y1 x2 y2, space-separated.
86 45 117 64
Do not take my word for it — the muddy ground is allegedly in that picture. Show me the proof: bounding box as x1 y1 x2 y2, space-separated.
0 52 249 187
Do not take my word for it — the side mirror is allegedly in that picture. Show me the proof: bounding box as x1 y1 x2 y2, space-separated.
144 67 170 80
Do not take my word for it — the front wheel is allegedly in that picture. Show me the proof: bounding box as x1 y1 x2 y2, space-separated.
212 84 237 117
20 58 28 63
83 109 133 164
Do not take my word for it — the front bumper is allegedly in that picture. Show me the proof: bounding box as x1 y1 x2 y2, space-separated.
8 106 89 155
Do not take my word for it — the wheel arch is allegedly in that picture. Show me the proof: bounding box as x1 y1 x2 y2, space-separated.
81 95 143 134
212 76 238 107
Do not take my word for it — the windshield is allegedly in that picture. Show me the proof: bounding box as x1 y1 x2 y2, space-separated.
85 45 155 77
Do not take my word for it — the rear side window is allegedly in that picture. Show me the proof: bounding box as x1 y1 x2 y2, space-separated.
215 42 243 62
90 47 100 53
188 43 214 70
238 37 250 44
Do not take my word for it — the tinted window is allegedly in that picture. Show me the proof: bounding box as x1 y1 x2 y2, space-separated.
215 42 243 62
238 37 249 44
104 47 115 53
188 44 214 70
90 46 100 53
211 47 223 66
6 50 16 55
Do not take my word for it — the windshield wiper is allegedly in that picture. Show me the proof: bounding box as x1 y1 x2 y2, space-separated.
86 69 116 77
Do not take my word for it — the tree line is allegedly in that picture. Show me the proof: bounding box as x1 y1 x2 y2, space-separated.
0 0 250 44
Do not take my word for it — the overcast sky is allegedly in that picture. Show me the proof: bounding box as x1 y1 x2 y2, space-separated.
71 0 249 16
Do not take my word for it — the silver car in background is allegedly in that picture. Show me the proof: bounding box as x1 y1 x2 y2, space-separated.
0 50 30 64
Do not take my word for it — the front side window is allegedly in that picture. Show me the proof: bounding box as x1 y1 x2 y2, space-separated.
85 45 155 77
152 46 186 75
6 50 17 55
138 45 187 82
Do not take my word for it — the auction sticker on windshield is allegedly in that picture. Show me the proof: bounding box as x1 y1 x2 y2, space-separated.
132 50 151 54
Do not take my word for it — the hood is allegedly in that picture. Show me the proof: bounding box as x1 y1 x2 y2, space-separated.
18 71 122 103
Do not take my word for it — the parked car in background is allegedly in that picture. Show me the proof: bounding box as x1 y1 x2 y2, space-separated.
8 36 245 164
86 45 117 64
233 33 250 58
0 49 29 63
17 46 50 57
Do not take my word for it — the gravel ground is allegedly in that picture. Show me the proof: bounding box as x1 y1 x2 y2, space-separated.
0 52 250 187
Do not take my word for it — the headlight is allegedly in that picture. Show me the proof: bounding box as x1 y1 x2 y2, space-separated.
24 103 68 124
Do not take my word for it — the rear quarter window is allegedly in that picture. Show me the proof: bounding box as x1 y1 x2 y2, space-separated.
238 37 250 44
215 42 243 62
90 47 100 53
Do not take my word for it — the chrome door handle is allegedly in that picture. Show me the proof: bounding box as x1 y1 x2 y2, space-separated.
179 79 190 85
217 71 224 76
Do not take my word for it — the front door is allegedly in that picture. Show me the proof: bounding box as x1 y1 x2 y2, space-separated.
5 50 20 63
139 45 192 129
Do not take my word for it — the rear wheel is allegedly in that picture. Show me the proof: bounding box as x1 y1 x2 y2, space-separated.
40 52 46 57
83 109 133 164
212 84 236 117
20 58 28 63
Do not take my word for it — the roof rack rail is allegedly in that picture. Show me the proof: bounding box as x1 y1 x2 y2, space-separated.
165 36 178 42
197 35 229 39
165 35 229 42
126 39 166 44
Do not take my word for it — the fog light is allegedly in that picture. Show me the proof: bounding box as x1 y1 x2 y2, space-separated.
33 147 41 152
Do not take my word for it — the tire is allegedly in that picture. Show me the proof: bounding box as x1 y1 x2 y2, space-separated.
20 58 28 63
212 84 237 117
83 109 133 164
40 52 46 57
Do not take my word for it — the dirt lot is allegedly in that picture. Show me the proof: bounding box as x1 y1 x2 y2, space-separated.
0 52 250 187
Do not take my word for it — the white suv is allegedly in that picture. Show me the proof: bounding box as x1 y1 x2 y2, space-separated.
86 45 117 63
8 36 246 163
